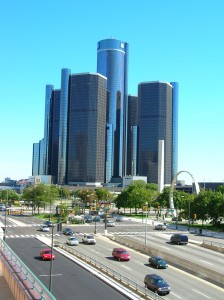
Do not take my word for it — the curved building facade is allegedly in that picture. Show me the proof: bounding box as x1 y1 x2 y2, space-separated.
58 68 71 184
97 39 128 182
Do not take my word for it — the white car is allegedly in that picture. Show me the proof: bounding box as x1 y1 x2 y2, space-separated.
155 224 166 230
107 221 116 227
40 225 50 232
67 237 79 246
82 234 96 244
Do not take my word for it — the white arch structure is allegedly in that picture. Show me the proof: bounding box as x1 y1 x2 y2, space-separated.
169 170 200 215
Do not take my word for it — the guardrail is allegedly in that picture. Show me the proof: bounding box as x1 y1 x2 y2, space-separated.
0 239 56 300
202 239 224 254
203 239 224 248
56 242 164 300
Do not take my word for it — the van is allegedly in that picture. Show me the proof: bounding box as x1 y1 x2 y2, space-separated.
170 234 188 245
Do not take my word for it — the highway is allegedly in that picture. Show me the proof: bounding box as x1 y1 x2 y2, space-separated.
1 213 224 299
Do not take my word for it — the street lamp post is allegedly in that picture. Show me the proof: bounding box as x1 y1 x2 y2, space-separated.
145 202 148 247
94 200 97 234
49 224 54 292
3 190 8 242
188 200 191 231
104 207 108 235
176 206 178 229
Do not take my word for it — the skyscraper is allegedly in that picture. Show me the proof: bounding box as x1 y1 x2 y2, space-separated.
138 81 176 184
67 73 107 184
127 95 138 176
43 84 54 174
32 143 40 176
170 82 179 179
97 38 128 182
58 68 71 185
49 89 61 182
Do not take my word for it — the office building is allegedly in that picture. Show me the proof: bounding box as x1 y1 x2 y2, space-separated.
43 85 54 174
170 82 179 179
32 143 40 176
97 38 129 182
126 95 138 176
49 89 61 182
67 73 107 185
138 81 177 184
58 68 71 185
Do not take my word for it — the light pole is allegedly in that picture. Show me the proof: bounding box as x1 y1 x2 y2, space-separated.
176 206 178 229
94 200 97 234
49 224 54 292
188 200 191 231
3 190 8 241
145 202 148 247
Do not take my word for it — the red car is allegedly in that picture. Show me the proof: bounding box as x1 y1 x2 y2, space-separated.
112 248 130 261
40 248 55 261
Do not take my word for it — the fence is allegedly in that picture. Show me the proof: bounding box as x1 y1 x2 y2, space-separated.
57 242 164 300
0 239 56 300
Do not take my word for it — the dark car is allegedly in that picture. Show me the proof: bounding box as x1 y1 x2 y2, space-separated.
92 216 100 222
170 234 188 245
43 221 53 227
85 216 93 223
144 274 170 295
63 227 74 235
148 256 168 269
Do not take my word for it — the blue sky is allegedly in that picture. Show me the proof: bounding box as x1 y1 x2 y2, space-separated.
1 0 224 184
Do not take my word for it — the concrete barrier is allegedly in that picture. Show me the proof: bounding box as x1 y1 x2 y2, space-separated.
108 235 224 287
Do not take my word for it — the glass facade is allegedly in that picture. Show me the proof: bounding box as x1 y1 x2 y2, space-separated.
67 73 107 183
127 95 138 175
170 82 178 180
43 85 54 174
138 82 173 184
49 89 61 182
32 143 40 176
38 138 45 175
58 68 71 184
97 39 128 181
131 125 138 176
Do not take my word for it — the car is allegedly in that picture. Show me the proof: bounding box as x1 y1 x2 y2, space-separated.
116 216 124 222
172 217 182 221
170 234 188 245
144 274 170 295
112 248 130 261
106 220 115 227
67 237 79 246
155 224 166 230
82 234 96 244
40 225 50 232
63 227 74 235
148 256 168 269
40 248 55 261
84 216 93 223
43 221 53 227
92 216 100 222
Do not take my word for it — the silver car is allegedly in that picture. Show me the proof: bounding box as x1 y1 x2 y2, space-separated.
40 225 50 232
67 237 79 246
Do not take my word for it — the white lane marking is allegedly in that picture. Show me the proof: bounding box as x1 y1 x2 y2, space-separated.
170 292 182 299
39 274 63 277
91 249 99 254
161 246 171 250
193 289 210 298
218 259 224 262
121 264 131 270
199 260 213 266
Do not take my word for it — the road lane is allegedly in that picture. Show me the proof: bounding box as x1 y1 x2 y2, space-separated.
6 238 134 300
